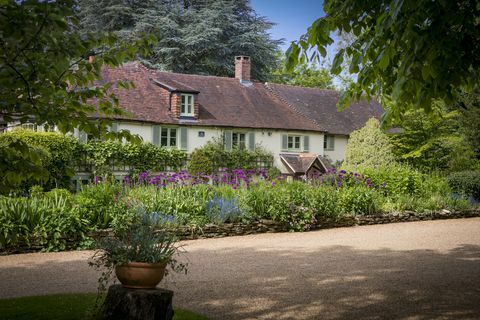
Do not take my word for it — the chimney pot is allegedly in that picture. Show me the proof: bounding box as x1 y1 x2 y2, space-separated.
235 56 251 82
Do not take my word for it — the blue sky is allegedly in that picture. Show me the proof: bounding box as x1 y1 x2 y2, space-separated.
250 0 325 52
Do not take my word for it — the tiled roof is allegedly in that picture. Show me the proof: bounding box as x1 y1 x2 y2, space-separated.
102 62 321 132
280 153 333 174
101 62 382 134
265 83 384 135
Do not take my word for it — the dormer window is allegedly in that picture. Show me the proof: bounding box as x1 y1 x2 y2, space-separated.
181 94 194 116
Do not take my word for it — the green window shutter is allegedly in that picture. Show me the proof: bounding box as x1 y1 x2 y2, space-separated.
152 125 161 146
180 127 188 150
248 132 255 151
110 122 118 133
303 135 310 152
224 130 232 151
281 134 288 151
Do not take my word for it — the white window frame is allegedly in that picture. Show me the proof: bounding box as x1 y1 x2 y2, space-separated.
180 94 194 117
232 131 247 150
324 134 335 151
160 127 178 148
287 135 302 151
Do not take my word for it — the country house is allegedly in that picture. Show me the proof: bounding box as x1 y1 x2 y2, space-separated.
82 56 382 174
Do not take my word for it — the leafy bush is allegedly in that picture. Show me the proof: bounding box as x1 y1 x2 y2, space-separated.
82 140 187 176
188 140 273 175
0 130 80 191
338 185 380 215
344 118 397 169
447 171 480 200
75 182 124 229
309 186 340 218
359 165 422 195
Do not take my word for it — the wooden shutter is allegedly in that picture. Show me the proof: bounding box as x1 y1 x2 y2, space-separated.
281 134 288 151
303 135 310 152
152 125 161 146
180 127 188 150
248 132 255 151
224 130 232 151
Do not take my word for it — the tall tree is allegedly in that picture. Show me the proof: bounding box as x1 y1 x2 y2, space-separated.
388 106 478 172
286 0 480 120
0 0 150 191
270 60 334 89
78 0 283 81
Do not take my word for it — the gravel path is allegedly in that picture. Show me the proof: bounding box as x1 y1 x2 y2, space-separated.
1 218 480 319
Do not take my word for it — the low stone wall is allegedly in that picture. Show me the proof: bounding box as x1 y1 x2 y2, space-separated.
172 209 480 240
3 209 480 254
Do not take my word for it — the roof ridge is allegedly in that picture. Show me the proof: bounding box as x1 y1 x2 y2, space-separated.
153 69 243 81
264 82 325 132
266 81 340 93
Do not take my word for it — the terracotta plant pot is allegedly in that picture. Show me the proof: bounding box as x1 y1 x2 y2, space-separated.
115 262 167 289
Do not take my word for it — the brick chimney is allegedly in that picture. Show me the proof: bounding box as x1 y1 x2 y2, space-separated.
235 56 251 83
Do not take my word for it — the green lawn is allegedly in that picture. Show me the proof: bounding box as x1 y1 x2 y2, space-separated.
0 293 208 320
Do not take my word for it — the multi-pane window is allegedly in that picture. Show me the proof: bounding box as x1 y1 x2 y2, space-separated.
21 123 37 131
288 135 301 150
232 132 246 149
181 94 194 116
161 128 177 147
324 135 335 150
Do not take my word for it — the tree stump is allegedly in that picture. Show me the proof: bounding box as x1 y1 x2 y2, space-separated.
102 284 174 320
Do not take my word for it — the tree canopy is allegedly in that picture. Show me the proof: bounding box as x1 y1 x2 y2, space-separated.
0 0 150 191
287 0 480 119
270 60 334 89
79 0 282 81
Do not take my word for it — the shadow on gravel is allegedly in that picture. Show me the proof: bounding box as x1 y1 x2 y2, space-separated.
168 244 480 320
0 245 479 319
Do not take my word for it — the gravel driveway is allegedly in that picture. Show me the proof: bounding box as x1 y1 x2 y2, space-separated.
1 218 480 319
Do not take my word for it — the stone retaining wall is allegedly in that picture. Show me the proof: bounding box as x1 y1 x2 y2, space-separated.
172 209 480 240
3 209 480 254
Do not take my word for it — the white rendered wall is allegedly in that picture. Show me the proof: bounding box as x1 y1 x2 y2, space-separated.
324 135 349 164
114 122 327 173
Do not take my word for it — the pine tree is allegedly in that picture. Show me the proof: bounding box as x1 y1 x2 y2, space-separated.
78 0 282 81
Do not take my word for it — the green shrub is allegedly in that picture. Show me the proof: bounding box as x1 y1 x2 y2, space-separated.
188 139 273 175
359 165 423 195
447 171 480 200
0 130 80 191
309 186 341 218
344 118 397 169
338 185 380 215
75 182 124 229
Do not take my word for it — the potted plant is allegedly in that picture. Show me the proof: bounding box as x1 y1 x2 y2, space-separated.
90 208 187 290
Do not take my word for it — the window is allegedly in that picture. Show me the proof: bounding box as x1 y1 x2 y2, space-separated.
282 134 309 152
161 128 177 147
288 135 301 150
324 135 335 150
181 94 194 116
21 123 37 131
232 132 246 149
